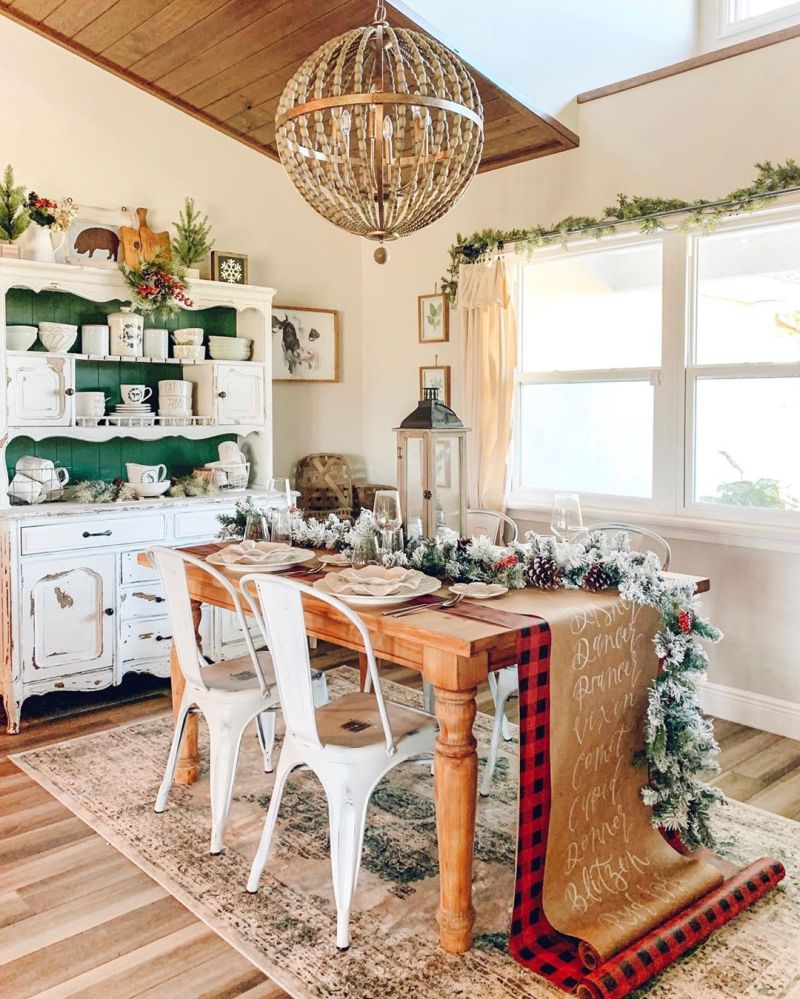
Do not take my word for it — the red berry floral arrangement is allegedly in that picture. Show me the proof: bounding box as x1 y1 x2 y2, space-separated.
121 253 192 319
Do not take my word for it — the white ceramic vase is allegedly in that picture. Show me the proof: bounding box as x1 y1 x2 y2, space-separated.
19 224 65 263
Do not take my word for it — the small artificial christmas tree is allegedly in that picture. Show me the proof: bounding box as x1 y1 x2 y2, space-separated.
171 197 213 269
0 164 30 241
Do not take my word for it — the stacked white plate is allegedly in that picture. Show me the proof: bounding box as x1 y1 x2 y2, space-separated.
209 336 252 361
207 541 315 576
314 566 440 608
112 401 154 426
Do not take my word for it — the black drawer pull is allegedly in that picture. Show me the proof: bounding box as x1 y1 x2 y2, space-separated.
104 608 115 616
83 529 112 538
65 388 75 396
218 390 227 398
155 634 173 642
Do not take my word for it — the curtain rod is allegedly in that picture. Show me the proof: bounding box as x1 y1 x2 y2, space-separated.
457 184 800 254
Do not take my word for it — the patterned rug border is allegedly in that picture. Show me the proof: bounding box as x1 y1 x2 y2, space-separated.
10 671 800 999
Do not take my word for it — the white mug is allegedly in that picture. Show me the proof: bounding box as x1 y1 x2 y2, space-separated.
120 384 153 405
75 391 107 417
9 473 42 503
126 462 167 484
44 467 69 496
15 455 57 483
143 328 168 361
81 324 110 356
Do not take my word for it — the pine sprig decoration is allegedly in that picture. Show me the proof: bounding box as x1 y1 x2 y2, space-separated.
172 197 214 269
442 159 800 300
0 164 30 241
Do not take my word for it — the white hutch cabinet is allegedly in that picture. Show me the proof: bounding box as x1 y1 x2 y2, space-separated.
0 259 276 733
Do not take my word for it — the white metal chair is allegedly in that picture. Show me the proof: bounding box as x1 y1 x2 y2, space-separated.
241 573 437 951
149 547 279 855
478 522 672 796
466 508 519 545
585 523 671 569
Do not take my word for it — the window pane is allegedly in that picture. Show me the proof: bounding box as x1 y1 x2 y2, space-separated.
519 382 653 497
696 222 800 364
522 243 662 372
694 377 800 509
735 0 797 20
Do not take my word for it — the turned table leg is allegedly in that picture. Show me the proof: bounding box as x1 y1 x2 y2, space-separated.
433 684 478 953
170 597 201 785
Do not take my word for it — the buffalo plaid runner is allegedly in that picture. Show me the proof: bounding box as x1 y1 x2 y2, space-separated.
441 601 786 997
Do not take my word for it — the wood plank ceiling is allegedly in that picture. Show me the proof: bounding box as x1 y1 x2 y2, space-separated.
0 0 578 172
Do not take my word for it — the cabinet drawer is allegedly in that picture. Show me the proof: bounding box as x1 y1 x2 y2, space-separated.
120 616 173 663
120 581 167 620
174 508 230 541
21 515 165 555
121 550 159 585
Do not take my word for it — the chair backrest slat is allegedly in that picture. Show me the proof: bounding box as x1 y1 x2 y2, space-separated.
241 573 397 756
149 546 270 695
466 508 519 545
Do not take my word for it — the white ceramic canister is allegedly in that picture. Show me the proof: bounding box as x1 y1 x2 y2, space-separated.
143 327 168 361
108 306 144 357
81 324 110 356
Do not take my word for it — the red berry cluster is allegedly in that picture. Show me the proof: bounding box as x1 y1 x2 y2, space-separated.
134 266 193 309
678 610 692 633
496 553 519 570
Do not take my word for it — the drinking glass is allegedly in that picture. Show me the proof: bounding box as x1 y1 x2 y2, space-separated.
266 477 292 509
351 533 379 569
243 510 270 544
550 493 583 541
271 510 292 546
373 489 402 551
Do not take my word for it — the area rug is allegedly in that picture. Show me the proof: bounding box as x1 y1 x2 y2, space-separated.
12 668 800 999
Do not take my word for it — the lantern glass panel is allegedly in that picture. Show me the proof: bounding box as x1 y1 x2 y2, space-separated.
434 435 462 535
405 436 426 540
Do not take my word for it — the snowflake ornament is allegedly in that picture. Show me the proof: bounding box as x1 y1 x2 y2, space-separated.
219 257 243 283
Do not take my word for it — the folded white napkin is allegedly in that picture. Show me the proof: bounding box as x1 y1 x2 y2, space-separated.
326 567 423 596
218 542 298 565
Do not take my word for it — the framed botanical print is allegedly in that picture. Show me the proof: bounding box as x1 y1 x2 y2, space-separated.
418 292 449 343
211 250 249 284
420 364 451 406
272 306 340 382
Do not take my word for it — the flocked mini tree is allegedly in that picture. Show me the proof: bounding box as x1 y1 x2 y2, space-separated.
0 164 30 241
171 196 214 269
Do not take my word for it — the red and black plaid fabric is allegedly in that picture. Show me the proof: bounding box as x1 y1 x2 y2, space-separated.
450 603 787 997
575 858 786 998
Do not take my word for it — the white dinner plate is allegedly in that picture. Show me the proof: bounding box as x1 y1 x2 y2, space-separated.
449 582 508 600
207 543 315 576
318 552 351 566
314 568 440 608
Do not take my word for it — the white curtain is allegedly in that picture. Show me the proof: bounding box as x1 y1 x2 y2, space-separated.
456 257 519 511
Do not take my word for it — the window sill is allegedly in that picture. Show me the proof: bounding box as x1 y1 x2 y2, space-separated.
505 499 800 553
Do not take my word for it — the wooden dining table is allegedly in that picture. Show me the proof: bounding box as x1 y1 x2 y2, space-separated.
140 544 709 954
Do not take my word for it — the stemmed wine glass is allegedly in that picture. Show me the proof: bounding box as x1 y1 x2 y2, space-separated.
373 489 402 552
550 493 583 542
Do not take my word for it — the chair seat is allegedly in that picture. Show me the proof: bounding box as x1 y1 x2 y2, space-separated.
315 692 436 749
200 651 275 692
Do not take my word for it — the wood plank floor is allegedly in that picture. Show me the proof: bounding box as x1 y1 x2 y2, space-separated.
1 648 798 997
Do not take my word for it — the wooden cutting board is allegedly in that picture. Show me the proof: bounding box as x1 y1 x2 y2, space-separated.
119 207 171 267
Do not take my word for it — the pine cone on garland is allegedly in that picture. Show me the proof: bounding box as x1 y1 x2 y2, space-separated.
526 554 562 589
582 562 614 592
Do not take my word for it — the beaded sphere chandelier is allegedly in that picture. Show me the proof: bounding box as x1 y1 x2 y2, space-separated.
275 2 484 263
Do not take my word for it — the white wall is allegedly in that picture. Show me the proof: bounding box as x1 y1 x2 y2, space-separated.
0 17 364 480
359 35 800 727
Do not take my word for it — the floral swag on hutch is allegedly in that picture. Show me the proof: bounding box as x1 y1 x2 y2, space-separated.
219 503 723 850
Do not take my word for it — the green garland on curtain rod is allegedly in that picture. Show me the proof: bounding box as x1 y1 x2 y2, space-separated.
442 159 800 301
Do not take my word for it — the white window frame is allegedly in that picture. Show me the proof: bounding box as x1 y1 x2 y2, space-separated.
718 0 800 38
507 203 800 546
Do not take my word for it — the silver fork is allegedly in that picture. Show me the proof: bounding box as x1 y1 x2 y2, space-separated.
382 593 464 618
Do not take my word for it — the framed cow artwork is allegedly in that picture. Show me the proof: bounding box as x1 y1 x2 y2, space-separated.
271 306 340 382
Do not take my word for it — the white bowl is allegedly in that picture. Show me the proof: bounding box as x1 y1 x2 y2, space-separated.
39 324 78 352
128 480 171 498
173 344 206 360
172 328 204 345
6 325 37 351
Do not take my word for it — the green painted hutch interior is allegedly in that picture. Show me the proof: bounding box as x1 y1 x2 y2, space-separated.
5 288 239 483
